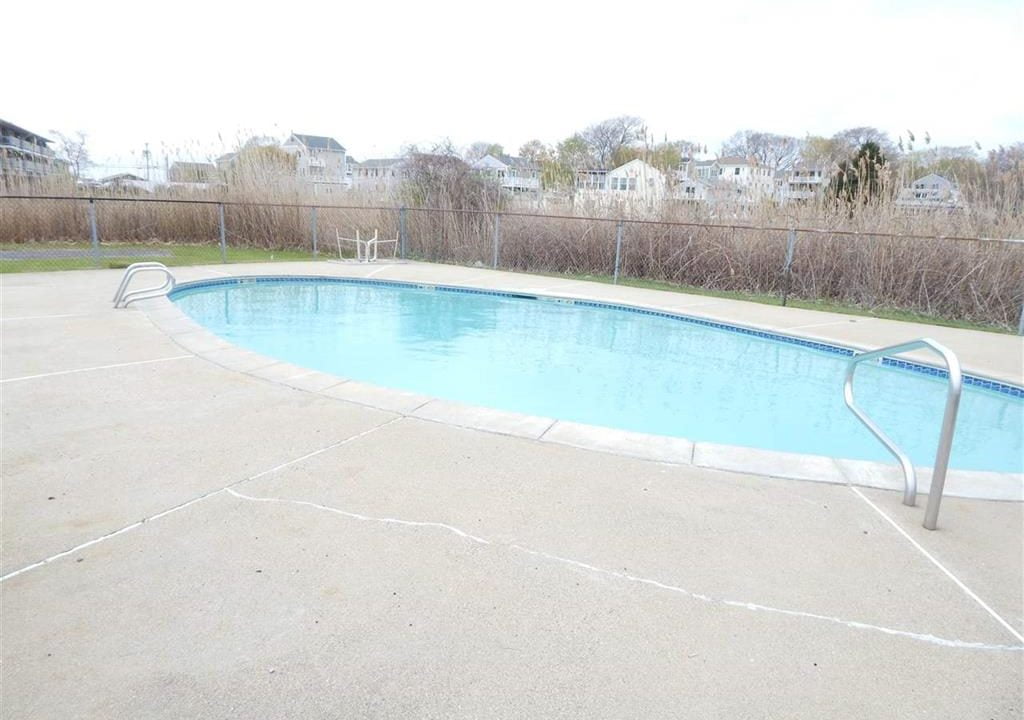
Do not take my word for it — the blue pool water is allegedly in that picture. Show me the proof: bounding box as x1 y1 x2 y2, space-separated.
171 278 1024 473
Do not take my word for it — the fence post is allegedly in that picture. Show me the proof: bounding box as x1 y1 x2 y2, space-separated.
613 220 623 284
218 203 227 263
311 206 319 257
88 199 100 267
1018 292 1024 336
492 213 501 269
780 227 797 306
399 206 407 259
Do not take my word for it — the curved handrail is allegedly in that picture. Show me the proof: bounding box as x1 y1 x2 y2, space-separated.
113 262 176 308
844 338 962 530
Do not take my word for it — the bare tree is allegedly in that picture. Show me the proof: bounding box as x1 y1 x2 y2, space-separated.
580 116 645 168
50 130 90 179
464 141 504 162
518 139 552 164
831 127 897 158
721 130 801 171
400 143 498 211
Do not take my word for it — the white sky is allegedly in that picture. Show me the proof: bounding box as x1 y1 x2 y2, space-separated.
8 0 1022 177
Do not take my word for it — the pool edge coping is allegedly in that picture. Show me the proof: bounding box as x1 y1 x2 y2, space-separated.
140 276 1023 503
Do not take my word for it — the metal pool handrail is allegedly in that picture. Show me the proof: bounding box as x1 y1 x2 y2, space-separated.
335 228 399 262
113 262 176 308
843 338 963 530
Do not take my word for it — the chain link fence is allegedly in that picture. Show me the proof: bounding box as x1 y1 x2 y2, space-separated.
2 195 1022 332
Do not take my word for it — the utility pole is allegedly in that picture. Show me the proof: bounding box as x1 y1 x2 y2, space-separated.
142 142 152 181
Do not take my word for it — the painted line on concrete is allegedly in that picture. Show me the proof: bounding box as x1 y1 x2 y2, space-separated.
0 312 95 322
219 488 1021 651
0 355 194 384
0 416 403 583
849 485 1024 644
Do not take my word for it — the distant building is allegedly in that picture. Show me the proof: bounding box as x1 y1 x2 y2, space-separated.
168 161 217 184
215 152 238 176
605 159 666 203
0 119 63 182
677 156 773 203
713 156 774 199
470 154 540 193
575 169 608 191
895 173 963 209
350 157 406 193
99 173 152 192
779 163 830 202
572 159 667 210
688 159 717 180
281 133 348 193
676 175 711 202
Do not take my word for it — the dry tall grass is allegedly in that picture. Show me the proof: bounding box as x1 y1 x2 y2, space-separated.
1 170 1022 329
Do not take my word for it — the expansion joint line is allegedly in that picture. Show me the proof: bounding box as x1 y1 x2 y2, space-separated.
848 485 1024 645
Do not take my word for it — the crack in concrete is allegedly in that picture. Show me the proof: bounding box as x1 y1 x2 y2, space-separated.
0 416 404 582
222 488 1024 653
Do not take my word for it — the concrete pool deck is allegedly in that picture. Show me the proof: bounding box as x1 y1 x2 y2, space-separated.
2 261 1022 718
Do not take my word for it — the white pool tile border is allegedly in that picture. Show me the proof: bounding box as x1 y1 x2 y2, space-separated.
138 291 1023 503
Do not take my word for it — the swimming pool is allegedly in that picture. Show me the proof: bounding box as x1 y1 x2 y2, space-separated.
171 277 1024 474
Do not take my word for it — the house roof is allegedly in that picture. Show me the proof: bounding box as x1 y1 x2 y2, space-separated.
609 158 663 175
101 173 145 182
0 118 51 145
170 161 216 170
498 154 536 169
716 155 754 165
288 133 345 152
913 173 953 186
473 153 538 171
790 161 827 171
471 155 504 169
358 158 402 168
215 152 237 163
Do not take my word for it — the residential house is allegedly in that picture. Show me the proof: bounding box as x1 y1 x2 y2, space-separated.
350 157 406 193
572 159 666 211
779 163 830 202
281 133 349 193
0 119 64 182
686 159 718 181
99 173 152 192
470 154 540 193
575 169 608 191
605 159 666 203
895 173 963 209
215 152 238 177
676 175 711 202
677 156 773 203
713 156 774 199
168 161 217 184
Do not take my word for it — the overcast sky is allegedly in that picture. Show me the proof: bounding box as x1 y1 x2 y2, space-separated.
8 0 1022 177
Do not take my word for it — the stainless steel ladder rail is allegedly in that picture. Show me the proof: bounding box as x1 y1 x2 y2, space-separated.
113 262 176 308
843 338 963 530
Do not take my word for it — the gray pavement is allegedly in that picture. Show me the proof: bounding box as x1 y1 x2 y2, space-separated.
1 263 1022 719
